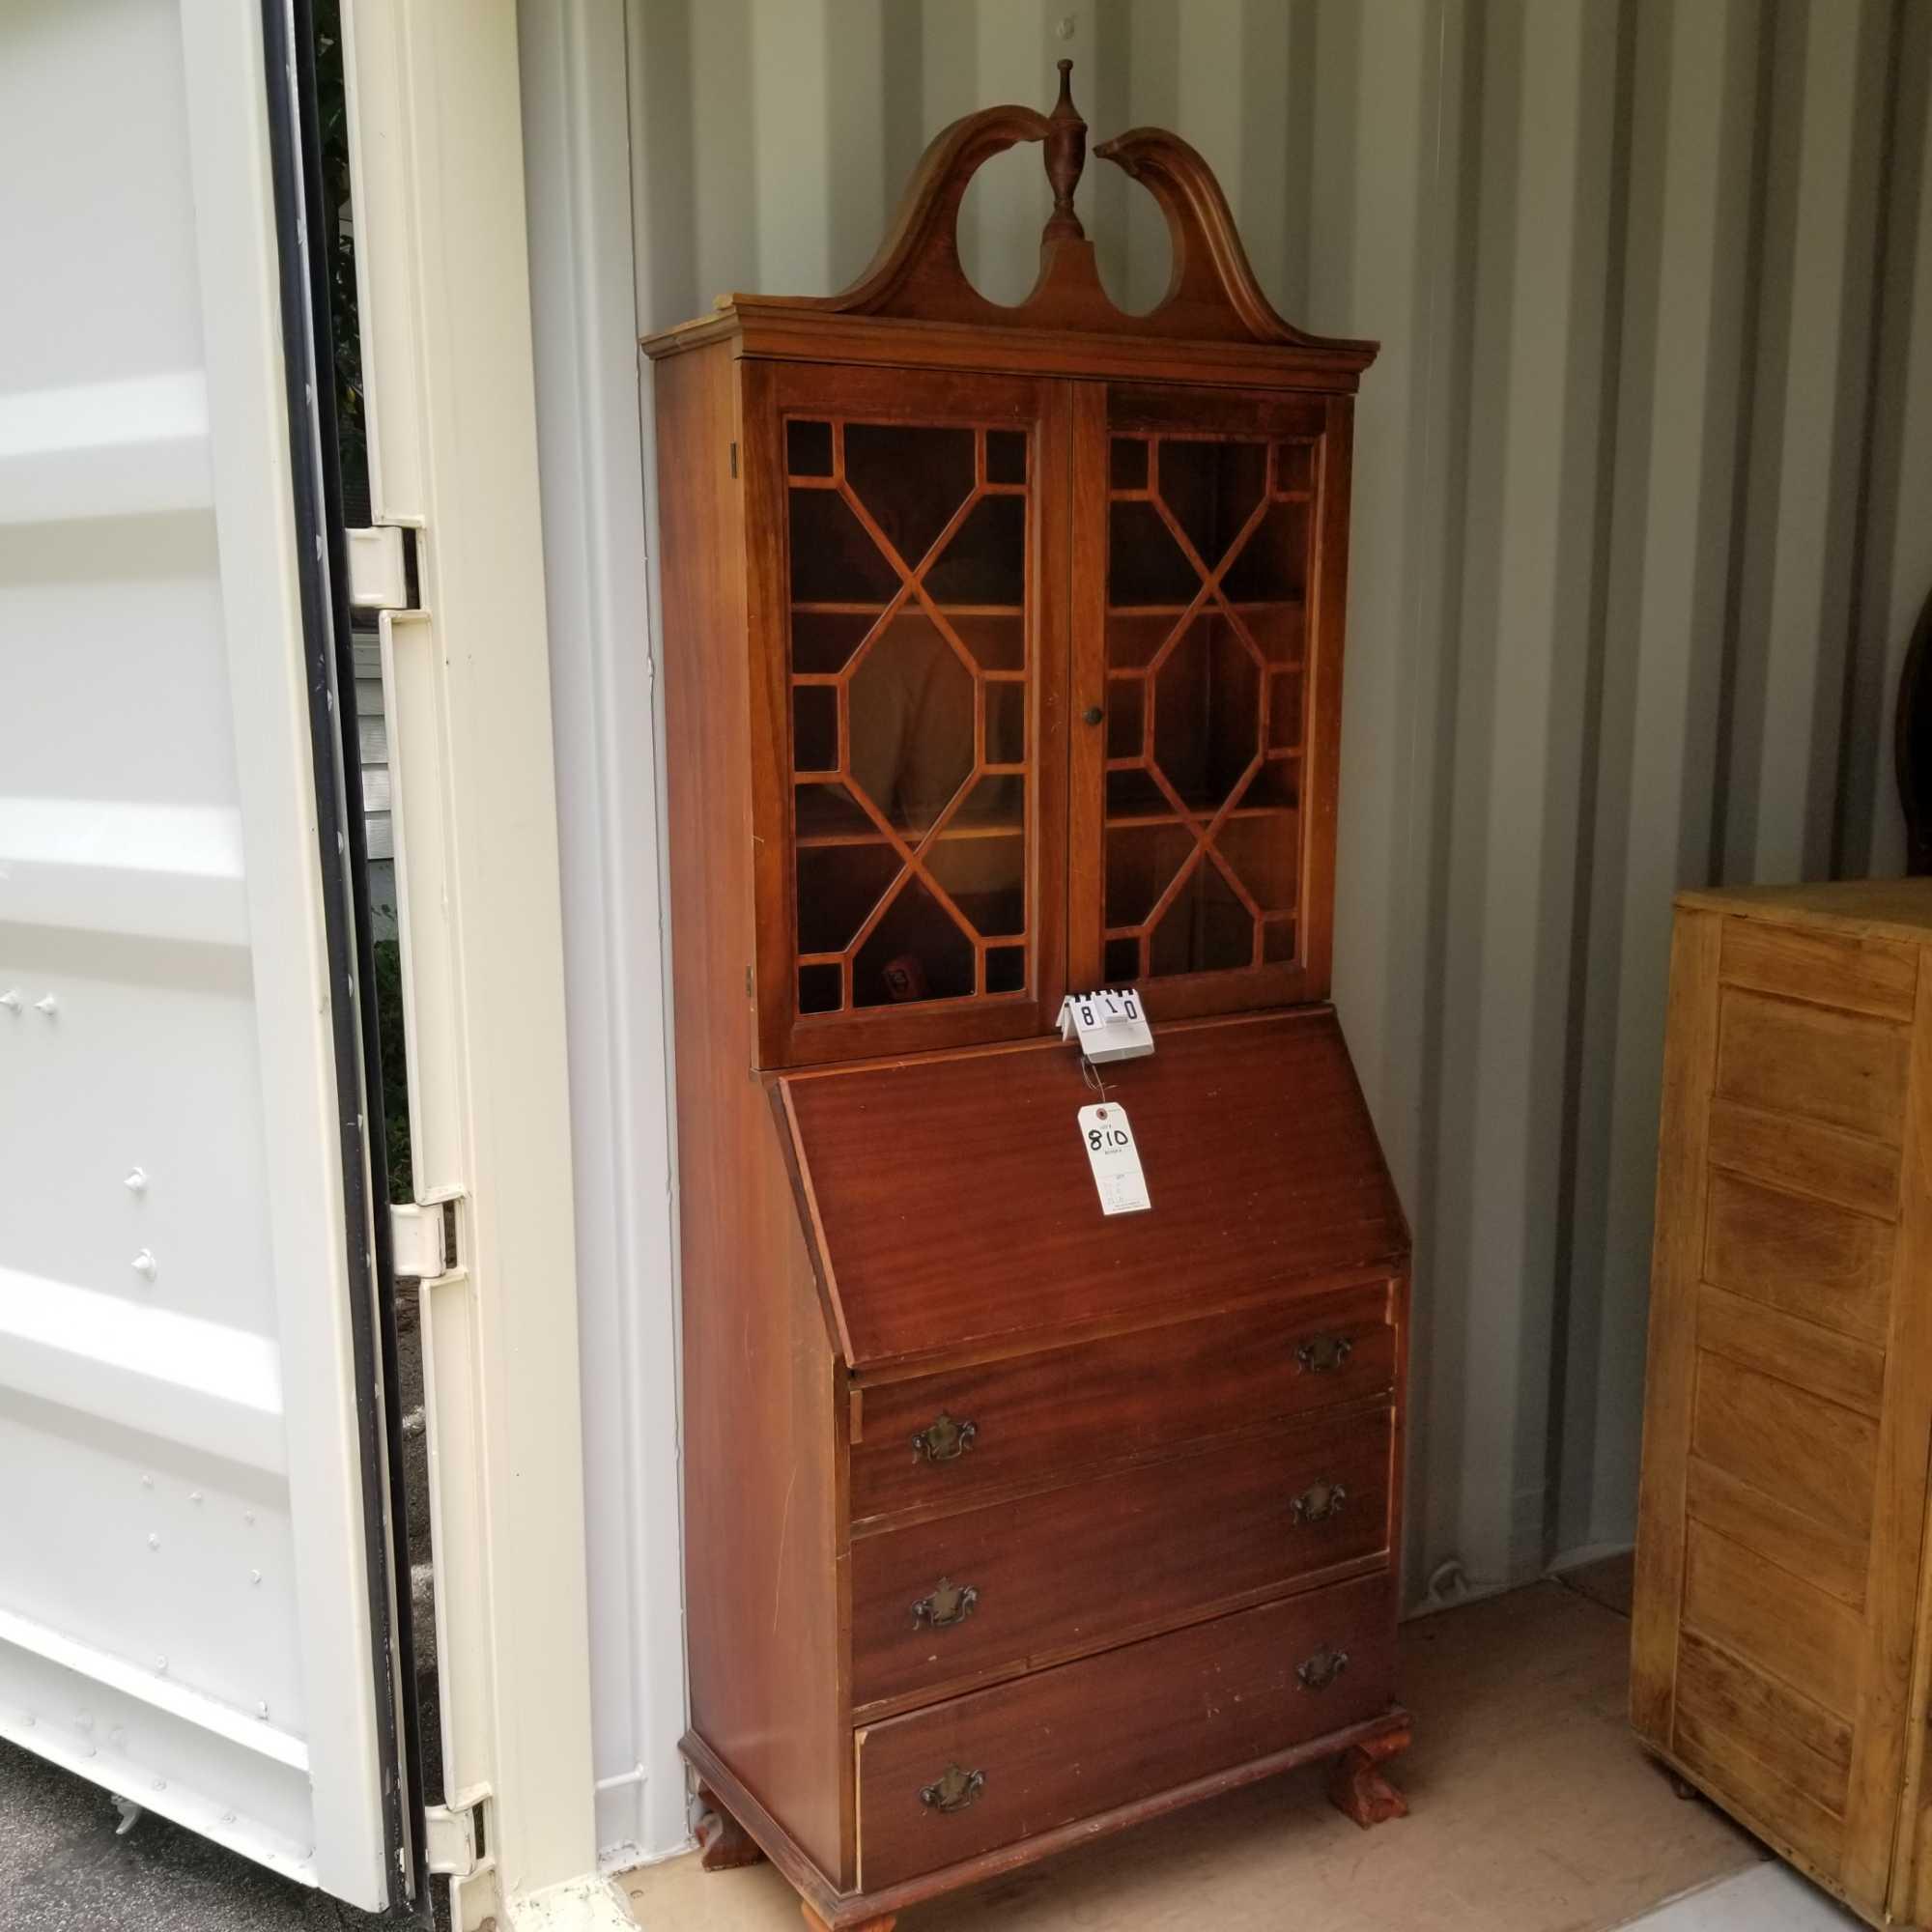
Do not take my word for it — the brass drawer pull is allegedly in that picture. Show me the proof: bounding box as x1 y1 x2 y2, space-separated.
1297 1645 1350 1691
913 1411 977 1463
921 1764 986 1814
912 1577 979 1629
1295 1334 1353 1375
1291 1480 1348 1524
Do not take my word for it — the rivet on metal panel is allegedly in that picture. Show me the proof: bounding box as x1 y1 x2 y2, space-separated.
189 1492 202 1505
34 994 57 1015
124 1167 148 1193
221 1811 235 1825
0 990 19 1011
131 1251 157 1281
153 1779 165 1792
249 1569 262 1585
140 1474 153 1489
155 1658 166 1672
256 1702 269 1718
243 1511 255 1526
147 1535 159 1550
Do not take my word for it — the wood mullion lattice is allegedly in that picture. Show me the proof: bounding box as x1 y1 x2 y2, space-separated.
790 415 1037 1008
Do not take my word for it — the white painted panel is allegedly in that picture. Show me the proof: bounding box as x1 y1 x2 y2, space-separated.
0 0 397 1907
540 0 1932 1861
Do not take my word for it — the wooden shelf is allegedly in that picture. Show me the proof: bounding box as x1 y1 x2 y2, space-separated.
795 817 1025 850
1105 802 1298 831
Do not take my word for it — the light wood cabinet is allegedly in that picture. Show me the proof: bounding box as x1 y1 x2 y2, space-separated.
1632 880 1932 1927
646 65 1410 1930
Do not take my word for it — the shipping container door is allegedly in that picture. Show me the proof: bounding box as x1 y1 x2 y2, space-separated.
0 0 411 1909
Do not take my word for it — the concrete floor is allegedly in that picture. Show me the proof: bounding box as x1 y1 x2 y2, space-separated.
0 1561 1863 1932
0 1737 386 1932
1631 1864 1863 1930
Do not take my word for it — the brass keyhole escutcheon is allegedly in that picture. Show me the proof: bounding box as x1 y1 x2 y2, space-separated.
920 1763 986 1814
1295 1334 1353 1376
1297 1644 1350 1691
912 1577 980 1629
1292 1479 1347 1525
913 1411 977 1463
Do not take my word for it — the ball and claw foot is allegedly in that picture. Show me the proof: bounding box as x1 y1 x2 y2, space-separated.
801 1906 895 1932
1328 1728 1411 1829
695 1785 765 1871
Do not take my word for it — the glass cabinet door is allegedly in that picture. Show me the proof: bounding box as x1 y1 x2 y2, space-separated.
1071 384 1343 1019
752 363 1067 1064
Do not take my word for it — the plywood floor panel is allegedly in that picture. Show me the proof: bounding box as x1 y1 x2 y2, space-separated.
621 1575 1760 1932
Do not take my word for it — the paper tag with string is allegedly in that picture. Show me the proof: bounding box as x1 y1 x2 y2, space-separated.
1077 1101 1151 1216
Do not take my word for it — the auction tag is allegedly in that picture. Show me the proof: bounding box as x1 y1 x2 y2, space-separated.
1078 1103 1151 1216
1058 987 1154 1064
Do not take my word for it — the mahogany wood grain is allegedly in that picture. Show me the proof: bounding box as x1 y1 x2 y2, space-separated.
781 1009 1406 1369
748 359 1068 1067
851 1406 1391 1709
657 341 853 1882
657 67 1405 1929
850 1279 1395 1527
801 1912 892 1932
688 1710 1409 1931
854 1574 1396 1890
713 64 1376 361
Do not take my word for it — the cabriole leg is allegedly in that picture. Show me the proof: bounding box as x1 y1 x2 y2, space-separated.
695 1784 765 1870
1328 1723 1412 1829
800 1904 895 1932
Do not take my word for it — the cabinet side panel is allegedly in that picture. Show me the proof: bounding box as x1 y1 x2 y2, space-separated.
654 342 849 1881
1631 907 1722 1744
1853 948 1932 1910
1302 393 1354 1000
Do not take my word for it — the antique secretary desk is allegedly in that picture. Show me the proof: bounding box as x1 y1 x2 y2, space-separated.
643 66 1412 1932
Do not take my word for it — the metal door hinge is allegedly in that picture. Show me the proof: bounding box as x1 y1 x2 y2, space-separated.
391 1196 462 1279
729 440 739 478
346 524 421 611
422 1796 484 1879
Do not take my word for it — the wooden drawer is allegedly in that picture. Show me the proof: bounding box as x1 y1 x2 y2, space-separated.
856 1570 1396 1889
852 1404 1391 1709
850 1280 1396 1525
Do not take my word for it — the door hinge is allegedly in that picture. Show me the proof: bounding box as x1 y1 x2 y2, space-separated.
391 1196 462 1280
729 440 739 478
346 524 421 611
422 1794 486 1879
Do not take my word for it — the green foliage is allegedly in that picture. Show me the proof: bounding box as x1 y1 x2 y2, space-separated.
313 0 367 497
372 927 414 1205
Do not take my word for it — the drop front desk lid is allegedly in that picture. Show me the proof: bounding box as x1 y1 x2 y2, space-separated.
776 1009 1409 1373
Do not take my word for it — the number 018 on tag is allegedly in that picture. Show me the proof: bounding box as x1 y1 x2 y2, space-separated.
1078 1103 1151 1216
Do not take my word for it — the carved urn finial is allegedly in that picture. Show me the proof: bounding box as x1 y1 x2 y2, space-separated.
1041 58 1087 242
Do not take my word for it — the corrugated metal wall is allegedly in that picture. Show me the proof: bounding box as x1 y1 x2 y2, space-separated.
622 0 1932 1610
